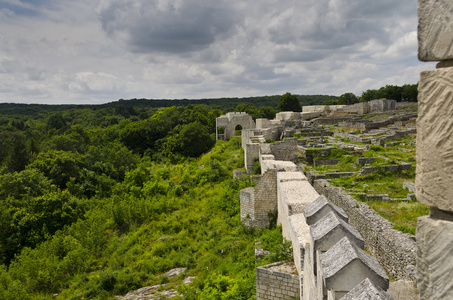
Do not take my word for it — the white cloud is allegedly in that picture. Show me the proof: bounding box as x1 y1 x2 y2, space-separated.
0 0 434 104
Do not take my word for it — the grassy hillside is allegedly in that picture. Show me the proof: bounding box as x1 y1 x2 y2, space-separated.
0 135 290 299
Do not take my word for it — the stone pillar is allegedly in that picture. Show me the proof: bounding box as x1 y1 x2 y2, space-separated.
416 1 453 299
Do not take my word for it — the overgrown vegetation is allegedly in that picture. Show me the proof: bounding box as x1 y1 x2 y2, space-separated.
0 101 295 299
310 134 426 235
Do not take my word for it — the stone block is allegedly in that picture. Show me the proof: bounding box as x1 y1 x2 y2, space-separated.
416 216 453 300
310 211 364 253
418 0 453 61
417 67 453 211
342 278 394 300
318 237 389 297
304 194 348 226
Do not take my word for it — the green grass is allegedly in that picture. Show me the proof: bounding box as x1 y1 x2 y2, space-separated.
309 131 427 235
361 200 429 235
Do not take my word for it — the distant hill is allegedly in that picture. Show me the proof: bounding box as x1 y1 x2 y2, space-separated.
0 94 338 116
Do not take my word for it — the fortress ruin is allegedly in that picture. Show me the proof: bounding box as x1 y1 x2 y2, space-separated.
217 1 453 298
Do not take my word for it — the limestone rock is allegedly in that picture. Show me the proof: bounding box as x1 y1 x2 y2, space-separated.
304 194 348 225
310 211 364 252
320 237 389 293
342 278 394 300
418 0 453 61
417 67 453 211
416 216 453 300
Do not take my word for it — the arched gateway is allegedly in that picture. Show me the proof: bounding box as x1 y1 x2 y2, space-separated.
216 112 255 140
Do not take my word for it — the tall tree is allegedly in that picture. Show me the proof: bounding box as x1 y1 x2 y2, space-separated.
337 93 359 105
277 93 302 112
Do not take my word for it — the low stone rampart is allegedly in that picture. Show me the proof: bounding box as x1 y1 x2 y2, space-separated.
312 179 416 282
313 159 342 167
256 262 300 300
358 163 412 176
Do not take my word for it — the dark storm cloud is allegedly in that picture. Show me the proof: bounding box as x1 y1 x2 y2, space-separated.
97 0 240 54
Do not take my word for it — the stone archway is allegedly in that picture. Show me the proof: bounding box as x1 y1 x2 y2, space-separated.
216 112 255 140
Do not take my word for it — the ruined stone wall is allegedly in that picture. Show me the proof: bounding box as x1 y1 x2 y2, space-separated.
240 170 278 229
245 143 260 172
256 262 300 300
254 170 278 224
337 102 370 115
270 139 299 162
313 159 342 167
313 179 417 282
240 187 256 226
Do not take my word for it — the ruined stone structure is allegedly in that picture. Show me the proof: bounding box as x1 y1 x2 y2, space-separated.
256 262 300 300
239 140 395 299
416 1 453 299
336 99 396 115
215 112 255 141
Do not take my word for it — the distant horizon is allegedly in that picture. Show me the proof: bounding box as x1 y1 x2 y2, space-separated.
0 93 341 106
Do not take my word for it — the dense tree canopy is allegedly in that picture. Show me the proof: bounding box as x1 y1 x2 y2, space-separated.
338 92 359 105
277 92 302 112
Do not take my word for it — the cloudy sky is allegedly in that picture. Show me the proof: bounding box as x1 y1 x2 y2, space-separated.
0 0 436 104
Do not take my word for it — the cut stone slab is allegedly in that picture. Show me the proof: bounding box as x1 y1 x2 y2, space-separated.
261 160 297 173
304 194 348 225
416 216 453 300
342 278 394 300
418 0 453 61
319 237 389 293
310 211 364 252
277 171 307 182
417 67 453 211
278 178 320 215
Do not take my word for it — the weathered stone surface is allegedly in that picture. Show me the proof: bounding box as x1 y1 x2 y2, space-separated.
387 280 419 300
418 0 453 61
216 112 255 140
416 216 453 300
304 194 348 225
417 67 453 211
277 171 307 182
288 213 310 274
256 262 300 300
310 212 364 252
342 278 394 300
261 160 297 174
319 237 389 293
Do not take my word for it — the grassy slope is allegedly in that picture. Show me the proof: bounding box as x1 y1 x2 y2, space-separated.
0 137 286 300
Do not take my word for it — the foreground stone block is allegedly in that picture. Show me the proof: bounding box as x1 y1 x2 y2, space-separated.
418 0 453 61
304 194 348 225
310 212 364 253
318 237 389 299
417 67 453 211
341 278 394 300
417 216 453 300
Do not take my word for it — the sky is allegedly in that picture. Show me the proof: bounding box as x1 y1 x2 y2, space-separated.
0 0 436 105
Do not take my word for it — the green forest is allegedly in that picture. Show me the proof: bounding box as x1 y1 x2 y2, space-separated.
0 89 417 299
0 97 299 299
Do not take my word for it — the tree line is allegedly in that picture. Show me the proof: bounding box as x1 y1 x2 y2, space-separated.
323 83 418 105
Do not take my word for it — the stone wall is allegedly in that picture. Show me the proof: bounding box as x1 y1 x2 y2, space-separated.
357 163 412 176
313 179 417 282
240 170 278 228
416 1 453 298
313 159 342 167
256 262 300 300
270 139 299 162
